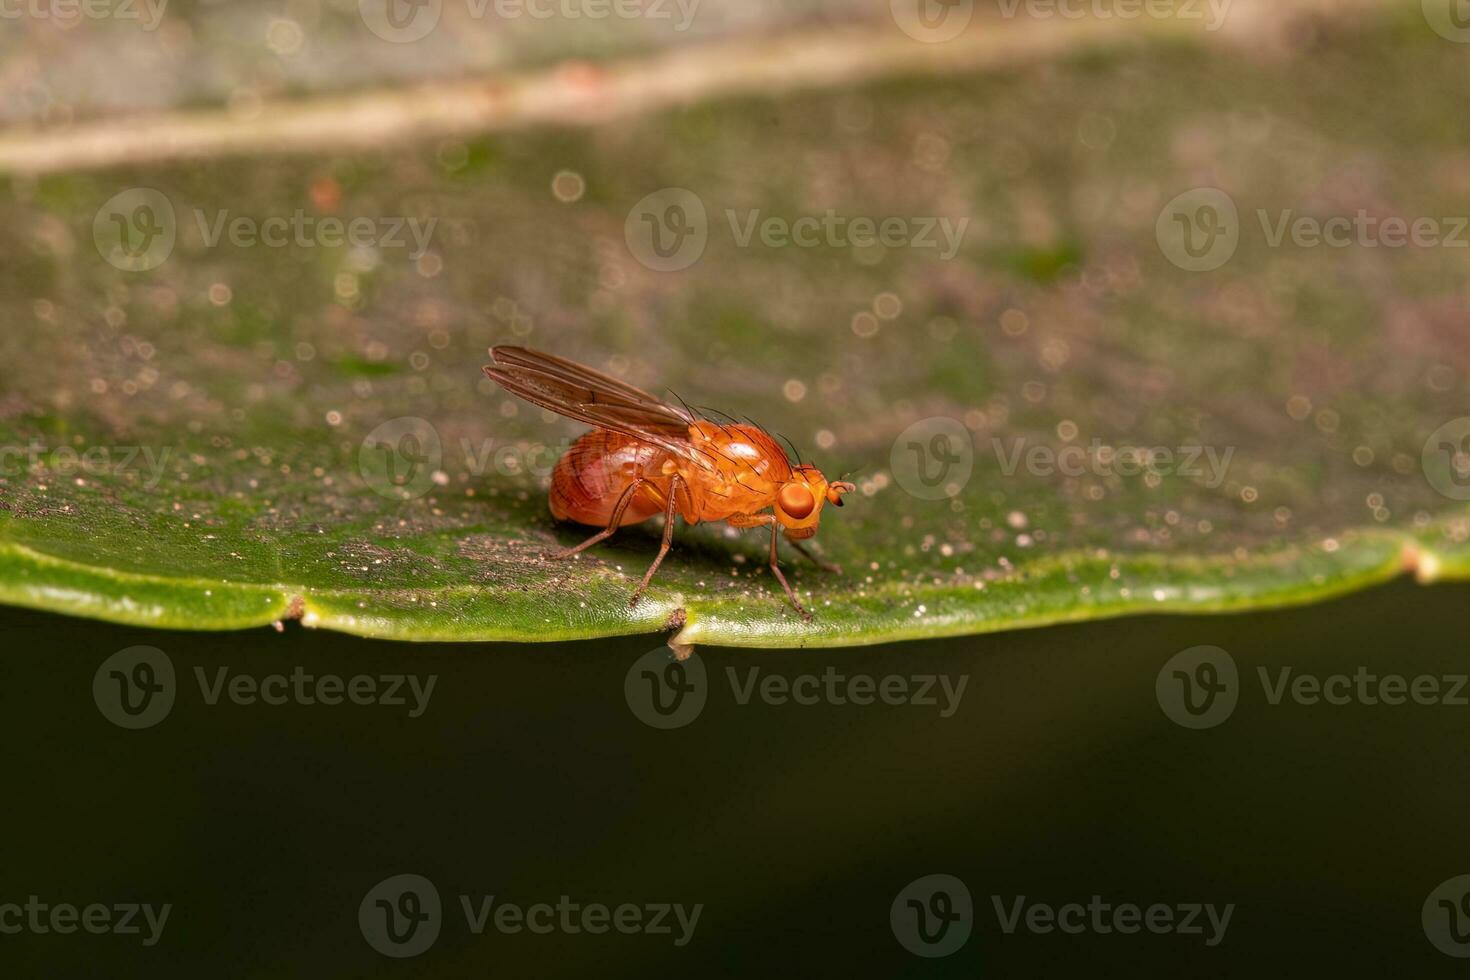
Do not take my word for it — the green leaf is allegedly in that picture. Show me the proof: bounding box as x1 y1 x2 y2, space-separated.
2 6 1468 649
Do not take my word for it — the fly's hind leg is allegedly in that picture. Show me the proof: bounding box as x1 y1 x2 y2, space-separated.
788 538 842 576
629 475 685 607
549 479 648 560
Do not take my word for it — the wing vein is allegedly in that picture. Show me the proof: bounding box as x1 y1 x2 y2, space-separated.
484 346 714 471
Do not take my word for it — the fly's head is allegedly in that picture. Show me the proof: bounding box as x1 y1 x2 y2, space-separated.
774 465 856 538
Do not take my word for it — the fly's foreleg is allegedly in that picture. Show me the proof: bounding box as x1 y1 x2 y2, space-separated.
629 474 684 607
767 520 812 622
732 514 812 621
550 479 648 559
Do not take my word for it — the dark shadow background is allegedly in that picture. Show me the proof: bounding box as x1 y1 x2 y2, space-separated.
1 578 1467 977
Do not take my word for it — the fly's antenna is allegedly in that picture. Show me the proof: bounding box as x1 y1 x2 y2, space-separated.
836 464 865 482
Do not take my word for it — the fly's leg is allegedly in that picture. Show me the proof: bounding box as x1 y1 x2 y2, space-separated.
549 479 648 559
788 538 842 575
728 513 813 620
768 520 812 622
629 474 685 607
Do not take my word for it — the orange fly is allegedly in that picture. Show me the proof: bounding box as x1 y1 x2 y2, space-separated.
483 346 855 620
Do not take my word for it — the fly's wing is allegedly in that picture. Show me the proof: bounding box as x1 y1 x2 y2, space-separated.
484 346 713 469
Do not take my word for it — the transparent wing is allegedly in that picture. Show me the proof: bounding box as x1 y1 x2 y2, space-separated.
483 346 713 468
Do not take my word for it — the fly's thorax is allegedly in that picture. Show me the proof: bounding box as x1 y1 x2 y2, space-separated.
679 421 793 514
687 422 793 483
674 466 777 524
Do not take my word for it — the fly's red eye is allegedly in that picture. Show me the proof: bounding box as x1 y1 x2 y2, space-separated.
778 483 815 519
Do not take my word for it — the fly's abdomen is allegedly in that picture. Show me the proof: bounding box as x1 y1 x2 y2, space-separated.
550 430 666 527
